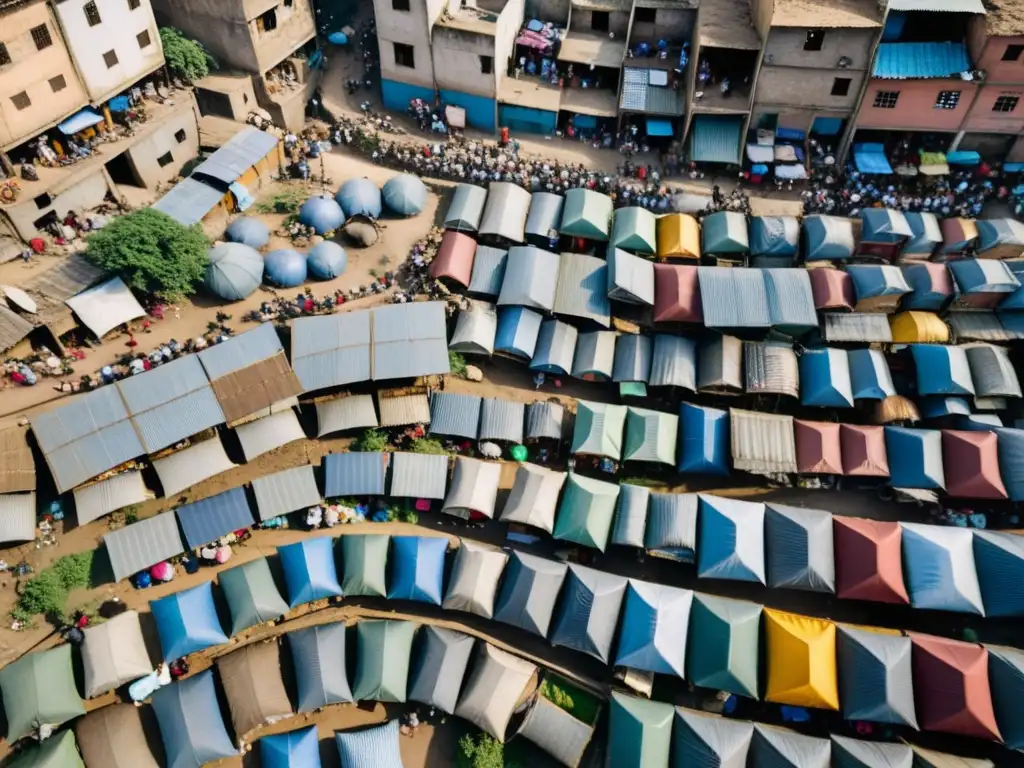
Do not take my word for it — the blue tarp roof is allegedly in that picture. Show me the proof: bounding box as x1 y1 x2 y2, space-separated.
902 262 952 310
150 581 228 661
176 486 254 550
324 452 389 497
920 396 971 418
853 144 893 175
804 215 855 259
848 348 895 400
846 265 911 301
387 536 447 604
1001 261 1024 309
996 428 1024 502
615 581 693 677
278 537 343 607
860 209 912 243
977 218 1024 253
151 670 236 768
677 402 729 475
949 259 1020 295
646 118 674 137
550 564 628 663
973 531 1024 617
799 348 854 408
989 647 1024 750
901 524 984 614
495 306 542 359
884 427 945 489
873 42 970 78
260 727 322 768
696 495 766 584
911 344 975 396
749 216 799 258
904 212 943 255
336 720 404 768
58 108 105 135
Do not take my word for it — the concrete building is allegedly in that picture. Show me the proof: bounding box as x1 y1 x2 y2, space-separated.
374 0 444 110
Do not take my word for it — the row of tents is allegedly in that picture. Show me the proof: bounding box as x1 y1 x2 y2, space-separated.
442 181 1024 263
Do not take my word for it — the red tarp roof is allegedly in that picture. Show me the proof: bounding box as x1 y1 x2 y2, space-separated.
833 516 908 604
430 230 477 288
839 424 890 477
910 634 1002 742
653 264 702 323
808 268 854 311
941 430 1007 499
794 420 843 475
910 261 954 295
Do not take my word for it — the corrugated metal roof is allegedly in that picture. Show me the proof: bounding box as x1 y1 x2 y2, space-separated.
103 512 185 582
496 306 542 359
607 248 655 305
649 334 697 389
380 394 431 427
530 319 578 375
430 392 482 439
478 182 532 243
152 438 236 497
525 193 564 240
65 276 147 340
0 305 33 352
290 311 372 392
192 127 278 185
698 268 772 328
22 254 104 302
468 246 508 296
966 344 1021 398
572 330 617 379
0 425 34 495
744 342 799 397
730 408 798 474
689 115 743 165
445 184 488 232
251 465 322 521
613 334 653 383
234 408 306 460
450 300 497 356
822 313 894 342
873 42 971 79
948 312 1020 342
176 486 254 549
763 269 818 331
372 302 451 381
323 452 390 497
553 252 611 327
390 452 449 499
620 67 686 115
317 395 379 437
0 493 36 543
197 322 282 380
73 471 148 525
479 398 525 442
526 401 564 440
151 178 225 226
498 246 560 311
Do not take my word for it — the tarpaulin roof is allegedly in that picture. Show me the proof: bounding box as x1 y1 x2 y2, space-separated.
236 409 306 460
324 451 389 497
66 276 146 340
153 438 236 498
388 535 447 604
613 333 652 383
352 620 415 702
764 503 835 592
950 259 1019 298
103 511 185 582
697 495 766 584
430 231 476 287
702 211 749 255
912 745 993 768
80 610 152 698
479 182 532 242
409 626 474 714
608 693 672 766
553 472 620 551
500 462 566 532
839 424 889 477
610 207 657 255
450 301 497 356
288 621 353 711
443 457 501 518
678 402 729 475
837 626 917 727
530 319 578 375
478 397 522 442
966 344 1021 398
860 209 912 244
650 334 696 390
901 523 984 614
800 347 853 408
494 550 567 637
973 531 1024 617
824 313 894 343
151 670 237 768
831 736 912 768
890 311 949 343
833 516 907 603
809 268 854 311
996 427 1024 502
151 580 228 661
371 301 451 381
615 580 693 676
0 494 35 544
686 593 761 698
764 609 839 710
885 427 945 489
942 429 1007 499
468 246 507 297
902 211 943 256
847 265 911 311
656 213 700 260
74 469 149 525
193 127 277 185
751 724 831 768
849 348 895 401
0 645 84 741
795 420 843 475
218 640 292 737
553 252 610 327
607 248 655 305
730 408 798 475
519 694 594 768
804 215 855 260
75 705 159 768
260 727 321 768
750 216 799 257
176 486 254 549
152 177 225 226
571 400 626 459
341 533 389 597
498 246 559 311
910 634 1001 741
612 483 648 548
653 263 702 323
495 305 542 359
526 401 563 441
700 268 771 329
382 173 427 216
987 645 1024 749
976 217 1024 256
335 720 404 767
623 406 677 464
278 537 343 607
445 184 488 232
455 644 535 742
644 492 697 561
390 452 449 499
251 464 322 522
559 189 613 240
572 330 616 379
525 192 564 241
429 392 481 439
550 564 627 663
220 557 289 635
7 728 83 768
902 262 953 311
443 540 507 619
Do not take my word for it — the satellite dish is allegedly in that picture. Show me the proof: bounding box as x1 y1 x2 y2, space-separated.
1 285 37 314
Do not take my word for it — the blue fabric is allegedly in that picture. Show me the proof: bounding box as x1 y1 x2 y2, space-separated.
574 114 598 130
307 241 348 279
847 264 908 300
151 670 236 768
902 526 979 613
229 182 255 212
335 178 383 219
947 150 981 166
799 348 854 408
811 117 843 136
438 90 496 132
335 720 403 768
279 538 343 607
853 144 893 174
873 42 970 78
299 196 345 234
881 10 906 41
260 727 322 768
696 497 765 583
749 216 798 257
1005 163 1024 173
848 349 893 400
387 536 446 604
265 249 308 288
58 108 105 134
860 210 910 245
225 216 270 248
108 95 130 112
646 118 674 137
911 345 973 396
677 402 729 475
920 396 971 418
775 127 805 141
902 263 950 310
950 258 1019 295
175 487 254 550
151 581 228 661
884 427 944 489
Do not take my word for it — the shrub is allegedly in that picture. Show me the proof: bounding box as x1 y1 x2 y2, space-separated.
456 733 507 768
352 429 390 452
540 679 575 712
449 350 468 377
409 437 447 455
13 550 95 623
159 27 217 82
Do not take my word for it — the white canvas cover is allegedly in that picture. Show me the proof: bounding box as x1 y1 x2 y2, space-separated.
81 611 153 697
73 470 149 525
317 395 378 436
674 708 754 768
152 438 236 497
235 409 306 460
764 503 835 593
499 463 566 532
900 523 985 615
443 541 508 619
66 277 146 339
831 736 912 768
455 643 536 742
443 458 502 519
752 724 831 768
615 580 693 677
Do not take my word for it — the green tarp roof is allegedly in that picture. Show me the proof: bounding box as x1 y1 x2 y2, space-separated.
0 645 85 741
219 557 290 635
624 407 678 465
6 730 85 768
352 620 415 702
686 593 761 699
690 115 743 165
610 207 657 255
553 473 620 551
703 211 750 255
559 189 613 241
608 692 673 767
571 400 626 459
342 534 389 597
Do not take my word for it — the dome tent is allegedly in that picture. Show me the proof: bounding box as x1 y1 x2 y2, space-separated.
265 249 308 288
307 241 348 280
336 177 383 219
343 220 378 247
206 242 263 300
225 216 270 248
383 173 428 216
299 195 345 234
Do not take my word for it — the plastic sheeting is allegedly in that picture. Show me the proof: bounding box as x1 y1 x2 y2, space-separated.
809 268 854 312
307 241 348 279
550 564 627 663
902 261 953 311
840 424 890 477
217 640 292 736
615 580 693 676
884 427 945 489
553 472 619 551
607 248 655 305
220 557 289 635
288 622 353 711
75 705 159 768
443 540 508 619
66 276 146 340
702 211 749 255
697 495 766 584
837 626 917 727
751 724 831 768
912 345 975 397
973 530 1024 617
901 524 984 615
151 580 228 661
849 348 895 400
988 645 1024 750
382 174 427 216
341 534 389 597
834 516 908 604
388 535 447 604
729 408 798 475
260 727 321 768
607 693 673 767
81 610 152 698
455 644 535 742
335 720 403 767
644 492 697 561
494 550 567 637
653 263 703 323
750 216 799 258
0 645 84 741
500 462 566 533
831 736 912 768
686 593 761 698
942 429 1007 499
764 503 835 592
559 188 612 240
571 400 626 459
299 196 345 235
150 670 236 768
674 708 754 768
623 406 677 464
794 420 843 475
444 184 487 232
764 609 839 710
336 177 382 219
205 243 263 300
352 620 415 702
443 458 501 519
804 215 855 260
409 626 474 714
278 537 343 607
799 348 854 408
610 207 657 255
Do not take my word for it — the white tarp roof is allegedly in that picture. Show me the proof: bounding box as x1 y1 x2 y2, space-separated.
317 395 379 436
730 408 797 474
73 470 148 525
152 438 236 497
443 458 502 519
65 277 146 339
443 541 508 619
0 493 36 543
234 409 306 461
81 611 153 698
455 644 536 742
499 463 567 533
251 464 322 521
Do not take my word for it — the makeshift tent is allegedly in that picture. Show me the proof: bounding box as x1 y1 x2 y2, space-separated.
976 217 1024 259
323 451 389 497
288 621 353 711
911 345 974 397
653 263 703 323
468 246 507 296
103 511 185 583
479 181 531 242
260 727 321 768
607 693 673 767
80 610 152 698
336 177 383 219
809 268 854 311
498 245 559 311
847 265 911 312
151 580 228 661
904 212 943 258
217 640 292 736
176 486 254 550
389 451 449 499
388 535 447 604
65 276 146 340
763 609 839 710
341 533 389 597
987 645 1024 750
151 670 237 768
912 746 993 768
750 216 799 260
495 305 542 359
764 503 835 592
572 331 616 380
804 215 855 260
950 259 1020 308
571 400 626 459
526 400 564 440
612 484 649 548
530 319 577 374
5 730 84 768
250 464 322 522
0 645 85 741
382 173 427 216
697 495 766 584
352 620 415 702
901 523 985 614
751 724 831 768
519 695 594 768
649 334 697 390
860 209 912 251
613 334 652 384
607 248 655 305
610 207 657 255
973 530 1024 617
645 492 698 562
840 424 890 477
409 626 474 713
800 348 854 408
75 705 160 768
307 241 347 279
499 462 566 532
942 429 1007 499
910 634 1001 741
493 550 567 637
884 427 945 489
615 580 693 677
902 261 953 311
702 211 749 255
730 408 798 475
674 710 755 768
479 398 524 443
559 188 613 240
278 537 343 607
443 540 508 619
205 242 264 300
677 402 729 475
553 252 610 327
837 626 918 727
299 195 344 234
335 720 404 767
686 593 761 698
264 249 307 287
965 344 1021 398
236 409 306 460
152 438 235 498
444 184 487 232
524 192 564 244
794 420 843 475
550 564 627 663
848 348 895 400
833 516 908 603
889 311 949 343
553 472 620 551
656 213 700 260
455 644 536 741
745 342 799 398
450 301 497 356
225 216 270 247
831 736 912 768
623 406 677 464
430 231 477 287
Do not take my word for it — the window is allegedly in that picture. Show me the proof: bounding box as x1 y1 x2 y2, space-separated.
11 91 30 110
0 43 9 67
157 152 174 167
1003 44 1024 62
994 95 1020 113
480 55 493 74
103 49 118 68
831 77 851 97
31 25 52 50
84 1 101 26
137 30 151 48
257 8 277 32
804 29 825 51
873 90 899 108
591 11 609 32
392 0 410 10
935 90 960 109
49 74 66 92
127 0 140 9
394 42 414 68
174 128 187 143
634 7 656 23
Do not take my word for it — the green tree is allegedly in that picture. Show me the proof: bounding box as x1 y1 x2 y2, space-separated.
449 350 468 377
159 27 217 82
352 429 390 452
456 734 505 768
85 209 209 300
13 550 96 623
410 437 447 455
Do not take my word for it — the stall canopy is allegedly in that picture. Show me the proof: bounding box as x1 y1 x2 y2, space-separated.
650 334 697 390
444 457 502 519
884 427 945 489
623 406 677 465
889 311 949 344
614 484 649 549
903 211 944 257
910 634 1001 741
607 693 673 767
840 424 890 477
836 626 918 728
686 593 761 698
352 620 415 702
430 231 477 288
751 724 832 768
730 409 798 475
390 452 449 499
853 143 893 174
901 523 984 615
553 252 610 326
495 306 542 359
645 492 698 562
860 209 912 245
80 610 153 698
176 486 255 550
153 438 235 499
340 534 388 597
336 177 383 219
217 640 293 737
479 181 531 243
66 276 147 340
795 420 843 475
429 392 481 440
519 696 594 768
950 259 1020 306
550 564 627 663
571 400 626 459
610 207 657 255
335 720 404 767
913 345 975 398
902 262 953 310
849 348 895 400
987 645 1024 750
607 249 655 305
689 115 743 165
656 213 701 260
445 184 487 232
973 530 1024 617
520 400 561 440
799 348 854 408
847 265 911 311
525 192 564 243
278 537 343 607
530 319 577 375
966 344 1021 398
0 645 84 741
804 215 855 260
674 709 754 768
498 246 559 311
559 188 613 241
653 263 703 323
702 211 749 255
260 727 321 768
288 621 353 711
74 470 148 526
103 511 185 583
830 736 912 768
833 516 908 603
613 333 652 384
942 429 1007 499
455 644 536 742
699 335 743 393
764 503 835 593
572 331 616 380
750 216 799 260
697 495 766 584
764 609 839 710
151 670 237 768
809 268 854 311
500 462 566 533
409 626 474 714
151 580 228 661
323 451 389 497
468 246 507 296
494 550 567 637
449 301 497 356
678 402 729 475
976 217 1024 259
553 473 620 552
387 535 446 605
443 540 508 619
75 705 159 768
615 580 693 677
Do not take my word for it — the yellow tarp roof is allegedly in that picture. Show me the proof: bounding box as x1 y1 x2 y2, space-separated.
764 608 839 710
656 214 701 260
889 312 950 344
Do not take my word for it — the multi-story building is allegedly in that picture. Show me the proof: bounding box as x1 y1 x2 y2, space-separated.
374 0 445 111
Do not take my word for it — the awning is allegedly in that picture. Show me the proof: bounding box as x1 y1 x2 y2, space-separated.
690 115 743 165
443 457 501 518
220 557 289 634
449 301 497 356
559 188 613 241
176 486 254 549
853 143 892 174
288 622 354 712
430 230 477 287
624 406 677 464
764 609 839 710
615 580 693 676
260 727 321 768
750 216 799 258
730 408 797 475
74 470 149 525
645 492 697 561
323 451 389 497
479 181 532 243
799 347 854 408
653 264 702 323
751 724 831 768
495 306 542 359
804 215 855 260
151 580 228 661
902 261 952 310
390 451 448 499
901 523 984 614
76 705 160 768
571 400 626 459
336 721 404 766
443 540 507 619
217 640 292 737
58 107 105 134
66 276 146 339
911 345 974 396
388 535 447 604
646 118 674 136
702 211 749 255
152 438 235 498
697 494 766 584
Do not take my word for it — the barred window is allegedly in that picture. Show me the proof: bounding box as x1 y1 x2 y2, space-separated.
993 95 1020 113
873 90 899 109
935 90 960 109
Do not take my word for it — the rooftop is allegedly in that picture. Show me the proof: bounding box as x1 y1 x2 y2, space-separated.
771 0 881 28
558 32 627 68
698 0 761 49
436 5 502 34
561 87 620 117
498 79 563 112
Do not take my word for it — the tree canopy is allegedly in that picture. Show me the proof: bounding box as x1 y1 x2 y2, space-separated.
85 208 209 300
159 27 217 83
